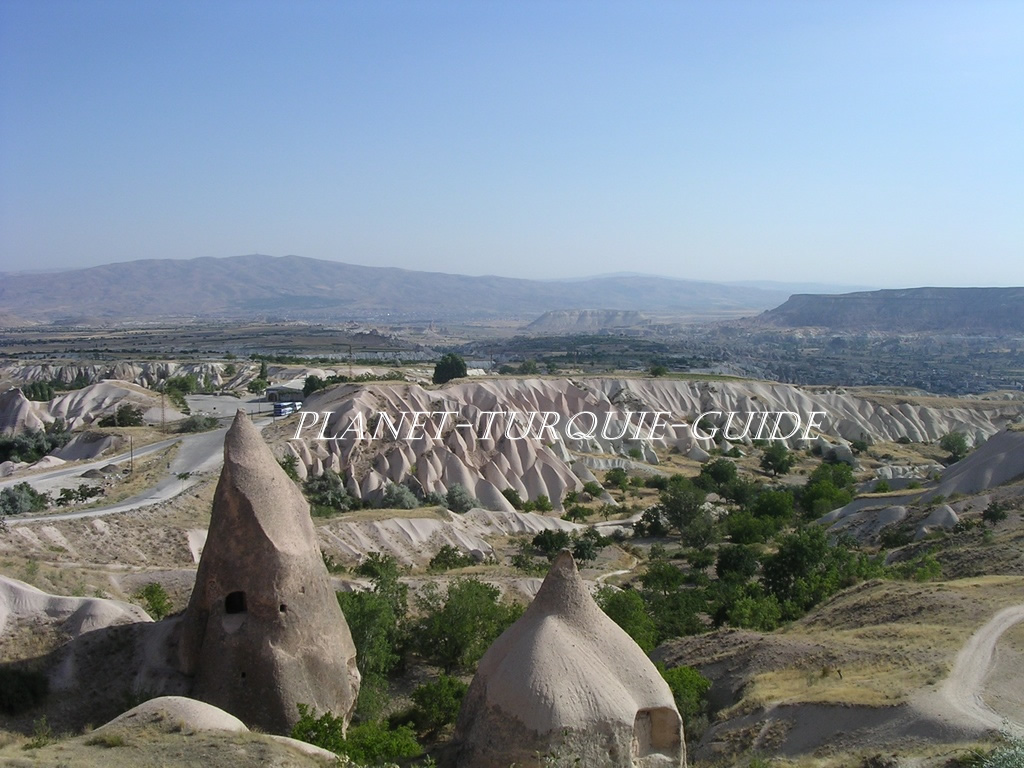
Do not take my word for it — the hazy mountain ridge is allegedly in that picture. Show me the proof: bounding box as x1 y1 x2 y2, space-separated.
754 287 1024 333
0 254 789 323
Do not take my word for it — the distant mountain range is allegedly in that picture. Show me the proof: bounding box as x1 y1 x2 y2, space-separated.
0 254 790 324
754 287 1024 333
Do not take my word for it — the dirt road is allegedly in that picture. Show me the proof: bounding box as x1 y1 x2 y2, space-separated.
922 604 1024 736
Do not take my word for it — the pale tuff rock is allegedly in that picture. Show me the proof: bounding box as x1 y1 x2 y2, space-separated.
452 551 685 767
292 378 1024 511
927 429 1024 499
179 410 359 735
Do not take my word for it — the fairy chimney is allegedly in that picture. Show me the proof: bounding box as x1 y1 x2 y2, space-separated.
179 410 359 734
451 551 685 767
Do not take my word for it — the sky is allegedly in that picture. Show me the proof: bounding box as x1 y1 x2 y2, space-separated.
1 1 1021 287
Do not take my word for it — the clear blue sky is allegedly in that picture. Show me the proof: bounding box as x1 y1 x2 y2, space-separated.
1 0 1021 287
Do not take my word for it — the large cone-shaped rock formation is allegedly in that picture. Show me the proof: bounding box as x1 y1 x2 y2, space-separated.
179 410 359 734
452 551 685 767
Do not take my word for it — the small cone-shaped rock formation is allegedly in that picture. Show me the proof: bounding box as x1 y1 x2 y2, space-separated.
452 551 685 767
179 410 359 734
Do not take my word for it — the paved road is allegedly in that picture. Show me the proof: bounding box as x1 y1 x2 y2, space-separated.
1 435 182 495
6 417 271 525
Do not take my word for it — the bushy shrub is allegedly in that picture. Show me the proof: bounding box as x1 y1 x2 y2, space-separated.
381 483 418 510
303 470 353 516
0 483 49 517
291 706 421 763
428 544 474 572
135 582 172 620
339 553 408 719
978 739 1024 768
0 421 71 464
644 475 669 491
445 483 477 514
500 487 524 510
178 414 218 433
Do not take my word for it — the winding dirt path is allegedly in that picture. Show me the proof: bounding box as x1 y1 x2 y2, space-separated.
923 604 1024 736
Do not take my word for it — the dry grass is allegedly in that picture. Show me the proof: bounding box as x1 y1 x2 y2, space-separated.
0 724 332 768
727 576 1024 710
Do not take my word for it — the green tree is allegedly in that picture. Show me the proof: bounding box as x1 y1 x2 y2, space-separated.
532 529 571 556
303 375 324 397
939 431 969 462
761 526 881 619
98 403 145 427
982 501 1008 526
135 582 172 620
760 443 796 477
751 489 795 524
656 663 711 741
649 364 669 377
338 553 408 719
414 578 522 672
658 475 708 542
432 353 467 385
247 378 268 395
596 587 657 653
22 381 56 402
698 458 737 489
404 674 468 739
723 587 782 631
715 544 759 583
633 508 669 538
605 467 629 491
799 462 855 517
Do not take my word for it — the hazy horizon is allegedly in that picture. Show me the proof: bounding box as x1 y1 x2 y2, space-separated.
2 1 1022 288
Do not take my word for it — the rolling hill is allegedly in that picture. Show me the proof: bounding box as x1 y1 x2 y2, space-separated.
0 254 789 324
